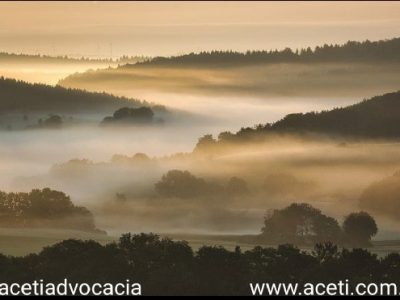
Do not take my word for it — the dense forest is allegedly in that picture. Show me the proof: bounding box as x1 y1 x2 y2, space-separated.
270 91 400 138
194 90 400 152
0 232 399 295
0 188 103 233
0 77 147 113
133 38 400 67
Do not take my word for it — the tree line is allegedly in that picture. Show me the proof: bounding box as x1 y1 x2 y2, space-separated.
0 188 103 233
0 232 399 295
135 38 400 67
261 203 377 248
0 52 148 64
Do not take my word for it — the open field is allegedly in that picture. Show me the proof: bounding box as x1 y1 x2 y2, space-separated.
0 228 115 256
1 229 399 258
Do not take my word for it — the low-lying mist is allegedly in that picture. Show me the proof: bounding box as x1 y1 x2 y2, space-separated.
57 62 400 136
59 62 400 102
4 130 400 238
2 61 400 240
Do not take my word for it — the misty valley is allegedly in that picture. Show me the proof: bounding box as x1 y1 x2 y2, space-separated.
2 16 400 294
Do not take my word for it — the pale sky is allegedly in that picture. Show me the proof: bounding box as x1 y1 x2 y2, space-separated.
0 1 400 58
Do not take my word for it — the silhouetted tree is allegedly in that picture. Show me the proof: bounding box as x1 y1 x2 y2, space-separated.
193 134 218 154
195 246 248 295
313 242 340 264
102 107 154 125
343 212 378 247
118 233 195 295
261 203 341 245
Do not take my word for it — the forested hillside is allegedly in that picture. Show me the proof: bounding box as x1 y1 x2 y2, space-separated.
195 90 400 151
134 38 400 67
0 77 146 113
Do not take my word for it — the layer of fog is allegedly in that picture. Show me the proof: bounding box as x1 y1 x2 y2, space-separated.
4 131 400 238
0 89 364 194
59 62 400 101
0 124 203 188
2 62 400 240
58 61 400 133
111 91 362 133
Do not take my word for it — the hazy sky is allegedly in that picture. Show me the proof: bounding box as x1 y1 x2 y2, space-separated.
1 1 400 58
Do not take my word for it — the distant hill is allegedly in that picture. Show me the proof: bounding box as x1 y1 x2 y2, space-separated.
133 37 400 67
0 77 148 114
58 38 400 99
0 52 149 65
195 90 400 151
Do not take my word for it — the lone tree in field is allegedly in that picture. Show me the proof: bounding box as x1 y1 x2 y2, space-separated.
343 212 378 247
261 203 342 246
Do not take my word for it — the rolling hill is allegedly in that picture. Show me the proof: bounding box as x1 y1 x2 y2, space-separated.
133 37 400 67
195 90 400 150
0 76 148 114
58 38 400 99
269 91 400 138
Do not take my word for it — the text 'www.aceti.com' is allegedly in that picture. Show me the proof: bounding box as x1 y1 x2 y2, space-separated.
250 280 400 296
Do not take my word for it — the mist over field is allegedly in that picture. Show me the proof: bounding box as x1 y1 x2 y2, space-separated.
2 126 400 239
